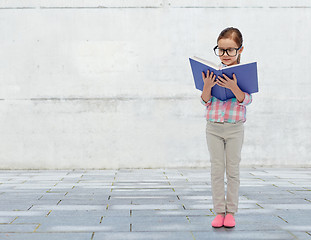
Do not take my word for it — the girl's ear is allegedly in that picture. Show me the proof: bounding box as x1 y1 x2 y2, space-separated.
239 46 244 54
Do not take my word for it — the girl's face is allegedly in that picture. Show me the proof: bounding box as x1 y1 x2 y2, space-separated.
217 38 243 66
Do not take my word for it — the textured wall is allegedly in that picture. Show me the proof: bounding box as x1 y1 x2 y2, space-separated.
0 0 310 169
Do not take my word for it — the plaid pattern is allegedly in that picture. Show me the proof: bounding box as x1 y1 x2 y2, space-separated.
201 93 252 123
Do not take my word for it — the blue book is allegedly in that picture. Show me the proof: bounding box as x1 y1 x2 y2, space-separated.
189 56 259 101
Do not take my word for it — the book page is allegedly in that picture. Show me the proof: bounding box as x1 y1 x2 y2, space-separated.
190 56 219 70
222 61 256 70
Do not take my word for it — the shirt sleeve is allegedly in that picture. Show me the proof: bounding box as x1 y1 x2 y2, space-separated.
201 96 212 107
238 93 252 106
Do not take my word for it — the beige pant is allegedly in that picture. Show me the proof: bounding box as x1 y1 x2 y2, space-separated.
206 121 244 214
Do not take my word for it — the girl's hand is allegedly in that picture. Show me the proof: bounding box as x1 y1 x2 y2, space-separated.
202 70 217 89
216 73 238 90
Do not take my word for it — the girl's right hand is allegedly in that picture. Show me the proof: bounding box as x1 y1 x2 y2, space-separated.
202 70 217 89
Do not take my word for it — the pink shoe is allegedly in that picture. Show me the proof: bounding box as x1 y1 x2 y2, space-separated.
224 213 235 228
211 215 225 228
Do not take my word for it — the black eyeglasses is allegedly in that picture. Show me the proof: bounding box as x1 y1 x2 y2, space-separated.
213 45 242 57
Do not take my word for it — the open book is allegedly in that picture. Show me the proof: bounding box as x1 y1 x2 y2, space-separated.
189 56 259 101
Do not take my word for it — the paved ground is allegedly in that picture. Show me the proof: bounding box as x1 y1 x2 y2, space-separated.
0 168 311 240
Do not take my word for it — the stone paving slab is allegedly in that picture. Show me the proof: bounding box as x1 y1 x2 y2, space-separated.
93 231 195 240
0 168 311 239
0 233 92 240
193 230 297 240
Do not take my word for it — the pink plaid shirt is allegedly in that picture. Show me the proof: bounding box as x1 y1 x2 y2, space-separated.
201 93 252 123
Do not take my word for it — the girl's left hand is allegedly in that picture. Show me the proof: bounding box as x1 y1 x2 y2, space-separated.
217 74 238 90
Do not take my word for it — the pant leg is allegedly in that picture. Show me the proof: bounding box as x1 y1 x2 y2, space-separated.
206 122 226 214
224 122 244 213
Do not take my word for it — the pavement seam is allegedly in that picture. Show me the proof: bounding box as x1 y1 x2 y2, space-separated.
9 217 18 224
277 215 288 223
46 210 52 217
242 194 250 200
33 223 41 232
38 195 44 200
286 230 299 240
190 231 196 240
186 216 196 240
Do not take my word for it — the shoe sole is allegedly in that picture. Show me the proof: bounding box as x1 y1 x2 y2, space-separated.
224 225 235 228
212 225 224 228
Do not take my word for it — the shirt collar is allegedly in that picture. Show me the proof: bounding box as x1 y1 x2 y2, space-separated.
219 62 227 70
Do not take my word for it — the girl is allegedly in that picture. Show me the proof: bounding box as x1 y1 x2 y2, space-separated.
200 27 252 228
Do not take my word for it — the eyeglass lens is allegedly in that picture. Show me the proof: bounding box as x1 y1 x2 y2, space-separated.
215 48 238 57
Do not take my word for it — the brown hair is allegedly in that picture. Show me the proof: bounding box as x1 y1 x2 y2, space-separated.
217 27 243 64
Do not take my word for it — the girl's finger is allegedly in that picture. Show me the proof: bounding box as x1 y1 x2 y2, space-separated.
212 74 216 82
217 76 225 83
216 80 224 86
233 74 237 81
213 79 218 86
222 74 230 80
202 72 206 80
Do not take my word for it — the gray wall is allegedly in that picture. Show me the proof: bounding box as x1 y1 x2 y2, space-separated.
0 0 310 169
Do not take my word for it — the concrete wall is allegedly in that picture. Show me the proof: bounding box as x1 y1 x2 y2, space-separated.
0 0 310 169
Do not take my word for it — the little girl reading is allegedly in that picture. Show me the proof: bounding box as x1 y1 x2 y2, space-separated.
200 27 252 228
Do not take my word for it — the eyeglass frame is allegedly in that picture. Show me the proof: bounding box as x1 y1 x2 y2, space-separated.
213 45 243 57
